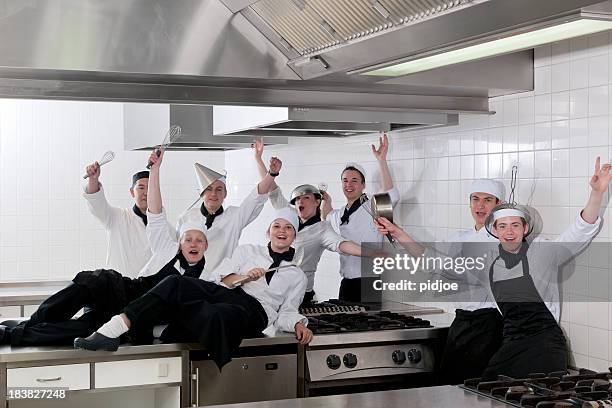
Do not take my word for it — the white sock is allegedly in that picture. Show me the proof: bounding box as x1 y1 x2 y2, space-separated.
97 315 129 338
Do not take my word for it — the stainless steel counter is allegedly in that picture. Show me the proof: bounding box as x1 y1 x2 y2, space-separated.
200 386 511 408
0 281 70 307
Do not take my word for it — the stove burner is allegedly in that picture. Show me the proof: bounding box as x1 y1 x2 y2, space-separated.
461 368 612 407
306 311 432 334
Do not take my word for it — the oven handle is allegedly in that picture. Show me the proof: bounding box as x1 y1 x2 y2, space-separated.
190 367 199 407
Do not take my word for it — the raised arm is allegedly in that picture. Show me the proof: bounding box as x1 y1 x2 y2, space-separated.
85 161 101 194
581 157 612 224
253 138 278 188
371 133 393 191
320 190 333 219
147 151 163 214
257 156 282 195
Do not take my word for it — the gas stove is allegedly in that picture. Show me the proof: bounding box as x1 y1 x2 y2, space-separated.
460 368 612 407
300 301 447 397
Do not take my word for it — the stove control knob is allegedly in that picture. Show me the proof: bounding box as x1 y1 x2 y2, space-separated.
343 353 358 369
326 354 341 370
392 350 406 365
407 349 422 364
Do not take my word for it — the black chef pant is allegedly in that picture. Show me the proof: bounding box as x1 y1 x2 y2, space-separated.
481 326 567 381
123 275 268 370
438 308 504 384
8 269 177 346
338 277 381 303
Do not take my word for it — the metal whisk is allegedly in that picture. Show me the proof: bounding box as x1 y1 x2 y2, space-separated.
83 151 115 179
146 125 182 169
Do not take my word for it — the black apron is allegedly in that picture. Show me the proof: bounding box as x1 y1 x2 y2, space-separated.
438 307 503 384
481 248 567 380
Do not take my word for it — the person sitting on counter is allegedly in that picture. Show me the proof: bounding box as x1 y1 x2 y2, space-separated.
376 178 506 384
75 204 313 370
83 162 162 278
376 157 612 379
0 151 208 347
175 153 280 280
253 139 364 306
323 133 399 302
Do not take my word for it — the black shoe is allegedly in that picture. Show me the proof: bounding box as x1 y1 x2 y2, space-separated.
0 320 22 328
0 325 9 345
74 332 119 351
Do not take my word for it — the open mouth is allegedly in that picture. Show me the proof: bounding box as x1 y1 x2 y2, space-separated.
298 205 305 212
189 249 199 255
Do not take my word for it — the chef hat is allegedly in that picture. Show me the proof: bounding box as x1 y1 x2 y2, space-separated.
269 207 300 232
343 162 367 181
469 179 505 201
179 219 208 238
485 203 533 238
132 171 149 187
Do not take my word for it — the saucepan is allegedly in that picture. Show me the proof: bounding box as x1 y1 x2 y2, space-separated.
361 193 396 246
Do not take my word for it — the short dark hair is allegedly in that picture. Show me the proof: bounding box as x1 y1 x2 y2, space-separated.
132 171 149 187
342 166 365 183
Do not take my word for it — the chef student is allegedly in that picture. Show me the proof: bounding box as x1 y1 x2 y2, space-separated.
84 162 165 278
322 133 399 302
253 139 364 305
479 157 611 379
375 178 505 384
1 150 208 347
175 156 280 280
75 207 314 370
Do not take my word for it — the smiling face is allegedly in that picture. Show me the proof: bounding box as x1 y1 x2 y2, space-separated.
470 192 499 230
267 218 296 252
179 230 208 263
294 193 321 221
130 178 149 213
341 169 365 203
493 216 529 252
202 180 227 213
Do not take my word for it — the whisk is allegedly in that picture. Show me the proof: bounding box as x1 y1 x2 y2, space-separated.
146 125 182 169
230 249 305 288
83 151 115 179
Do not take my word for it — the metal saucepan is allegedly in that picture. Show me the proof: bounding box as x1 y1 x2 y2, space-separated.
361 192 396 246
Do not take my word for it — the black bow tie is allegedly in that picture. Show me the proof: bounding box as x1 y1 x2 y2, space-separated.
133 205 147 226
266 243 295 284
340 194 367 225
200 204 224 229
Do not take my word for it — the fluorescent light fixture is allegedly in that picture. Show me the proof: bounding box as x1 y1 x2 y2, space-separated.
362 19 612 77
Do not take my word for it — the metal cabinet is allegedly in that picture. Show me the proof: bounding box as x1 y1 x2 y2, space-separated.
191 354 297 406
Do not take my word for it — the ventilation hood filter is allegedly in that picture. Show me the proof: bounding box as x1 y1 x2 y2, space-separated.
214 106 458 137
124 104 288 151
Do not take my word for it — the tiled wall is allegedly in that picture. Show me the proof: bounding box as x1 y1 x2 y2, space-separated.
0 99 224 281
227 32 612 371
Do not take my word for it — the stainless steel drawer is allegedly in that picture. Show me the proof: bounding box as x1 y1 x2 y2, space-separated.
191 354 296 406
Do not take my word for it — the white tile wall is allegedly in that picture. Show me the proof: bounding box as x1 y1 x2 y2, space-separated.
0 99 224 281
225 33 612 371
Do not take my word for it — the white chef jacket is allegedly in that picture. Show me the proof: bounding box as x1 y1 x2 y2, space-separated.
269 187 347 291
328 187 400 279
209 244 308 333
177 187 267 280
138 209 189 277
482 214 601 322
83 183 152 278
439 226 499 311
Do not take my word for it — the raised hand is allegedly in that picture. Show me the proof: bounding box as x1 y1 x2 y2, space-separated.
252 138 264 160
269 156 282 175
589 156 612 193
148 150 164 170
371 133 389 162
85 162 101 180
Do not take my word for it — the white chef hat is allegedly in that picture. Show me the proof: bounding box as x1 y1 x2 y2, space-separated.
469 179 505 201
178 219 208 238
269 207 300 232
343 162 367 180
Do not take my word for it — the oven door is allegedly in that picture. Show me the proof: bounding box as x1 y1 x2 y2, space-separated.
191 354 297 406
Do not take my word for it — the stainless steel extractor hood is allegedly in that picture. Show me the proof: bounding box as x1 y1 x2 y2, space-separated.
124 104 288 151
214 106 458 137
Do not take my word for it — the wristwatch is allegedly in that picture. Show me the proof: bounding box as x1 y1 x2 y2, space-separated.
269 170 280 177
